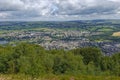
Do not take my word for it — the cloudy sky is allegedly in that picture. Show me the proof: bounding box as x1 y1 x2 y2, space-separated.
0 0 120 21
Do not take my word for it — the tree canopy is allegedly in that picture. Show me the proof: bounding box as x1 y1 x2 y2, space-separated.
0 43 120 78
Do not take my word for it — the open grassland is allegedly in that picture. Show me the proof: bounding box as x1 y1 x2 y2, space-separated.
112 32 120 36
0 74 120 80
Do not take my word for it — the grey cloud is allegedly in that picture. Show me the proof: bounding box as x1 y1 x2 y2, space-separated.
57 0 120 15
0 0 120 20
0 0 24 11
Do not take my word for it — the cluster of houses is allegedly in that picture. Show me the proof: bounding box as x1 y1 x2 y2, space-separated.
0 30 120 55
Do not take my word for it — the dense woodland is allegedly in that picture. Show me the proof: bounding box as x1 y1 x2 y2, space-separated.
0 43 119 79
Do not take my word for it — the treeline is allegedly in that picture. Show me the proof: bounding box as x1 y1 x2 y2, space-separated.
0 43 119 78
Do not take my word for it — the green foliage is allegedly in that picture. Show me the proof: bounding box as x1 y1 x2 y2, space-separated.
52 50 85 74
0 43 120 78
111 53 120 76
72 47 102 66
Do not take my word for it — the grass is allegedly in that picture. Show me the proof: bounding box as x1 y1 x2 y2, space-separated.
98 28 113 32
112 32 120 36
0 74 120 80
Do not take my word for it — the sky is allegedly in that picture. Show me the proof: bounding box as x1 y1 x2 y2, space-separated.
0 0 120 21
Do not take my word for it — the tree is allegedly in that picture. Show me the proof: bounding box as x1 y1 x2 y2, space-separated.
72 47 102 66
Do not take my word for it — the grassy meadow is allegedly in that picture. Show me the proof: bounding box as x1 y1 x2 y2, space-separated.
0 74 120 80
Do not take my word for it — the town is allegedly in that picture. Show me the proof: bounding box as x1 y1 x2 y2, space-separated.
0 20 120 55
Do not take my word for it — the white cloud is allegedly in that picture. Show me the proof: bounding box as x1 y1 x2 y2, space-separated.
0 12 11 18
